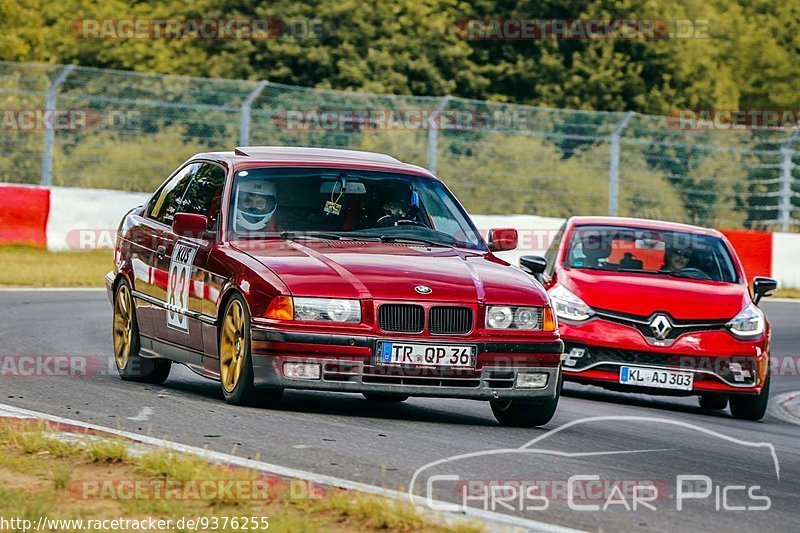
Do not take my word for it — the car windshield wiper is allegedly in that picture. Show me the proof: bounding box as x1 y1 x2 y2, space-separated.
570 265 668 274
615 268 701 279
279 231 384 242
279 231 345 241
659 270 711 280
377 235 453 248
572 266 712 280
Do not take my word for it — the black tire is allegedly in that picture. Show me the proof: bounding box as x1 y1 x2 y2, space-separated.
730 373 770 421
491 375 561 427
144 360 172 385
113 279 171 384
491 396 560 427
362 392 409 403
219 293 282 407
698 394 728 411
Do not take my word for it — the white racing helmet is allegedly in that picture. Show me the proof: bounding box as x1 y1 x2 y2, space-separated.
235 180 277 231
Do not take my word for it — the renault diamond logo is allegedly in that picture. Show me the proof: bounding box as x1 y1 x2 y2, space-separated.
414 285 432 295
649 314 673 340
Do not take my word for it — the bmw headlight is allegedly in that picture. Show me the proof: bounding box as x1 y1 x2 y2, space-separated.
486 306 514 329
293 297 361 323
548 284 594 322
485 306 556 331
727 303 765 338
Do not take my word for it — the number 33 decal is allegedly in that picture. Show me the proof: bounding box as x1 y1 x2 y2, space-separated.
166 241 198 332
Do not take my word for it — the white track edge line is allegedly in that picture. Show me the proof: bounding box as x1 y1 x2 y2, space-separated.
768 391 800 427
0 402 583 533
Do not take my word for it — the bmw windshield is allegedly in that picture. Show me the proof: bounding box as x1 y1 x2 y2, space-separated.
564 225 739 283
228 167 485 250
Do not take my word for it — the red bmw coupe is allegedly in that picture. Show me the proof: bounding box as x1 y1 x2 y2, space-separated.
107 147 563 427
519 216 777 421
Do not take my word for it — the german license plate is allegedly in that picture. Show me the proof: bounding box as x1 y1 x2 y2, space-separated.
375 341 476 368
619 366 693 390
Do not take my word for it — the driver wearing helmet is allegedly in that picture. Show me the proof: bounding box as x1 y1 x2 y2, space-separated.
235 180 278 232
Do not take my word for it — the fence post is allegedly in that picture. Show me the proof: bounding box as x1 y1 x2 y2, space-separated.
40 65 75 186
608 111 635 216
779 144 795 232
427 95 451 175
239 80 268 147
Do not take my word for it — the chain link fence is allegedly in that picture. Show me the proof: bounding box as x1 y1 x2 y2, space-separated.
1 61 798 231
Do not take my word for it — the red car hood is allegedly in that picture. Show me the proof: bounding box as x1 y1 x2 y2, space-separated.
233 239 547 304
561 268 749 320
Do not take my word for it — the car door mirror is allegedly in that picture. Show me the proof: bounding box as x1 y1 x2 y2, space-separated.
520 255 547 275
488 228 518 252
752 276 778 305
172 213 209 240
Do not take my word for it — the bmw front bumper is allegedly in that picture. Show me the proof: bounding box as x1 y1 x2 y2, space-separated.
250 328 563 401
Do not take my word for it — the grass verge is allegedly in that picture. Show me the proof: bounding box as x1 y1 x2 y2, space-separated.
0 245 111 287
774 288 800 299
0 420 482 533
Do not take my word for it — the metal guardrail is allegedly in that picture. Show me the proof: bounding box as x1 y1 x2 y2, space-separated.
0 60 797 231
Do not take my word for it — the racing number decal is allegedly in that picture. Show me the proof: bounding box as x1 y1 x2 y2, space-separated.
166 241 198 332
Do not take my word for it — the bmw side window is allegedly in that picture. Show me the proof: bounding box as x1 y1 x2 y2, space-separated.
149 164 199 225
176 163 227 231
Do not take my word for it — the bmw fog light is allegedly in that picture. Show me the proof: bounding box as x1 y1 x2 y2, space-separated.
283 362 321 380
516 372 549 389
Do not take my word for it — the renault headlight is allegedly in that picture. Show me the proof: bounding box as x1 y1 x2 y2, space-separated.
727 303 765 338
548 284 594 322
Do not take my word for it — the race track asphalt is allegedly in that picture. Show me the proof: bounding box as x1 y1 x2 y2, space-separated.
0 290 797 532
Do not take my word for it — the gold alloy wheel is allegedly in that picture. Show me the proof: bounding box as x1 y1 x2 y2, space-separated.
113 283 133 370
220 299 247 393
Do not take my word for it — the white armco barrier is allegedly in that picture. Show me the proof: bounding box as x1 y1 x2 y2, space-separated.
773 233 800 289
47 186 150 251
41 186 799 288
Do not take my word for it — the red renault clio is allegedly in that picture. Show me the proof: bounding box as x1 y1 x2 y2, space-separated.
519 216 777 421
106 147 563 427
